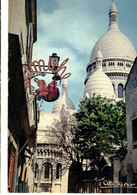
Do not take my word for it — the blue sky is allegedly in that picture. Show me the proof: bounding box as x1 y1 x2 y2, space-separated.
32 0 137 113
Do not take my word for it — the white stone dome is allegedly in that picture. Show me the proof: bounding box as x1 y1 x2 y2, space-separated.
89 29 136 63
89 2 136 64
52 79 75 113
84 51 115 99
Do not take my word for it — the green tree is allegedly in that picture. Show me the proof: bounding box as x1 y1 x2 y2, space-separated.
73 96 127 169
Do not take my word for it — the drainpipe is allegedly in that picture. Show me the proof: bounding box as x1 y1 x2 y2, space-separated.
11 139 19 192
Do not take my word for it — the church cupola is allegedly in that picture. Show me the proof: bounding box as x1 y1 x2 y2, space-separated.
52 79 75 113
84 51 115 100
62 79 68 95
95 50 103 70
109 1 118 30
84 1 136 102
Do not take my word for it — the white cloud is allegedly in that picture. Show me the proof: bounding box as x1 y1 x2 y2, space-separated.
32 0 137 113
33 42 86 84
32 0 101 112
37 3 98 55
32 0 101 90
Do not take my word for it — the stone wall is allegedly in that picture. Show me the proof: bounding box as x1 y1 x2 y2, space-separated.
125 57 137 190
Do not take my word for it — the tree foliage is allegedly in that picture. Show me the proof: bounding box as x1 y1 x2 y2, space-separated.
73 96 127 168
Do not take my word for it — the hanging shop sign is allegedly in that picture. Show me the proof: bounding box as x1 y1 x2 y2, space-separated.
22 57 71 88
34 78 59 102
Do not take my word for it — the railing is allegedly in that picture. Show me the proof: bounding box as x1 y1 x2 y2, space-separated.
74 179 137 193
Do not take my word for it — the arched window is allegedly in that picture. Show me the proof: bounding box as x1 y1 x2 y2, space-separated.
35 163 39 179
118 84 123 98
56 163 62 179
43 163 52 179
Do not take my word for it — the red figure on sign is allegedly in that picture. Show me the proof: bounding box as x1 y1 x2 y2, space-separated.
34 78 59 102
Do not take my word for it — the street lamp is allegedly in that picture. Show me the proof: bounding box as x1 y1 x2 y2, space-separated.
27 53 61 81
52 73 60 81
50 53 61 80
50 53 60 71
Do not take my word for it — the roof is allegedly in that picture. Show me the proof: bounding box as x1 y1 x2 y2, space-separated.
52 79 75 113
84 51 115 99
109 1 118 13
89 2 136 64
37 112 60 144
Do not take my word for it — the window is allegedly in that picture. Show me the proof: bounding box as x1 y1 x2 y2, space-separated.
132 118 137 142
44 163 52 179
35 163 38 179
118 62 123 66
56 163 62 179
109 62 115 66
118 84 123 98
111 15 117 22
45 164 49 178
126 63 131 68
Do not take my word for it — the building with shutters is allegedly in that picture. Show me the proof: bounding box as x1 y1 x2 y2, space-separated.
8 0 37 192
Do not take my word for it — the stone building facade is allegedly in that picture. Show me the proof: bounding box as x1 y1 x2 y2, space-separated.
33 80 76 193
8 0 37 192
125 57 137 193
33 112 70 193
